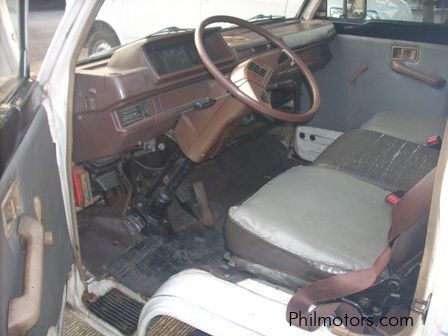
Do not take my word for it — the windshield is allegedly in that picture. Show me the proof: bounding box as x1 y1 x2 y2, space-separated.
0 0 21 102
79 0 305 61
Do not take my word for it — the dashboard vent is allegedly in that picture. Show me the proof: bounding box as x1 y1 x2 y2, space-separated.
248 62 267 77
117 103 148 128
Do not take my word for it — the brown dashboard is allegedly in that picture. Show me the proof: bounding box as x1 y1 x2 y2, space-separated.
73 20 336 163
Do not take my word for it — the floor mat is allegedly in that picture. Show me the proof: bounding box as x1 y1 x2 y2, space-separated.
104 203 229 296
78 201 143 277
83 133 297 295
147 316 195 336
63 309 197 336
182 132 297 231
88 288 143 335
63 309 102 336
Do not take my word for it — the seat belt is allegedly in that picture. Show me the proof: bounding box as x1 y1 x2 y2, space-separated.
286 168 436 332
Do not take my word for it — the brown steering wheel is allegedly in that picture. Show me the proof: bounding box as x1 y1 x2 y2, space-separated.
195 15 321 122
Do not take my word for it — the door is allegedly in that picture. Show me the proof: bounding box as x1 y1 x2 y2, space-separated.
0 1 73 335
308 0 448 131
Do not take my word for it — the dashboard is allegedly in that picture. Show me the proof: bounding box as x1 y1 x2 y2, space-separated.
73 20 336 163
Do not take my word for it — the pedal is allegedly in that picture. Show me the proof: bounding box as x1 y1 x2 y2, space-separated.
122 212 145 236
176 185 193 204
176 182 214 226
193 181 214 226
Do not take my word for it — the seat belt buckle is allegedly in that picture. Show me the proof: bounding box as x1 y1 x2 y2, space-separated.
385 190 405 206
427 135 442 150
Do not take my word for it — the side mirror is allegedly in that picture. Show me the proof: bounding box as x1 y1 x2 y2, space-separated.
346 0 367 19
327 0 367 20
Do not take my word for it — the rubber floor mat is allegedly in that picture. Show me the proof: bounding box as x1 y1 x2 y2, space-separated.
102 134 298 295
88 288 143 335
104 211 230 296
182 132 298 231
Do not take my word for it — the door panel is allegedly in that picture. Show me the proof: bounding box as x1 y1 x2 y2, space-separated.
308 34 448 131
0 96 73 335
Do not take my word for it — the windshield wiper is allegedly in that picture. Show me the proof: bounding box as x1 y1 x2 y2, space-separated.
149 26 194 37
248 14 286 22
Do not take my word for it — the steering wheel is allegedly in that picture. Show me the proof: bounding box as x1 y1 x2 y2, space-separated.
195 16 321 122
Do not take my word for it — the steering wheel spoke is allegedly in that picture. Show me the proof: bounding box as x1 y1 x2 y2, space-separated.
260 98 273 110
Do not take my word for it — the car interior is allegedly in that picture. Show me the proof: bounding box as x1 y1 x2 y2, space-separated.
71 4 448 335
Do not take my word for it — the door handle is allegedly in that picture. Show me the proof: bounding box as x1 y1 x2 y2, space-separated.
349 63 368 84
8 215 44 336
390 60 446 89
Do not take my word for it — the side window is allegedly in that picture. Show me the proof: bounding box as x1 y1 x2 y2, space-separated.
0 0 22 102
78 0 306 61
325 0 448 24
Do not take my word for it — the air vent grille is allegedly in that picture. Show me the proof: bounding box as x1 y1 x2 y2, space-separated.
118 103 148 128
248 62 267 77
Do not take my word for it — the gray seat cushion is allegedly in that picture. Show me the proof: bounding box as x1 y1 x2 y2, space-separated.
226 166 391 282
314 129 439 192
361 111 447 145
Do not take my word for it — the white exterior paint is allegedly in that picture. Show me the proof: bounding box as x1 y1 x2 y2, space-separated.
137 269 328 336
